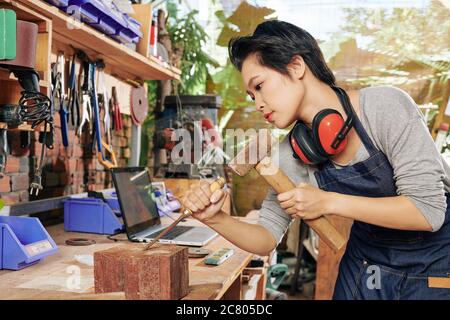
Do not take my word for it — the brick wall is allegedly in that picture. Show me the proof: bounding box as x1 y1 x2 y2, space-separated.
0 115 133 205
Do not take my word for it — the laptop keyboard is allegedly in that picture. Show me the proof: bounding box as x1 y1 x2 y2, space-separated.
146 226 194 240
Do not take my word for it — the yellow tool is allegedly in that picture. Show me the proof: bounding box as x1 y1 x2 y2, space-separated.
143 177 226 251
97 141 118 170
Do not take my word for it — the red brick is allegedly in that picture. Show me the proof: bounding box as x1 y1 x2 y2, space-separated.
19 190 29 202
68 159 77 173
94 244 189 300
68 130 76 143
19 157 30 173
30 141 42 157
45 147 54 157
123 127 131 138
122 116 132 128
59 145 72 158
73 145 84 158
11 175 29 191
1 192 20 205
5 157 20 174
76 159 85 172
87 161 96 171
60 173 70 186
53 159 67 172
0 176 11 193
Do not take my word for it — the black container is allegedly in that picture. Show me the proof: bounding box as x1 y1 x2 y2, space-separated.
156 95 222 130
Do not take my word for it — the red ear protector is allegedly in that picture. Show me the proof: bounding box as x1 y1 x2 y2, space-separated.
289 86 355 165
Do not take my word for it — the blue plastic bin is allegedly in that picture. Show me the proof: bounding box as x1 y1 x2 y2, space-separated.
0 216 58 270
95 1 128 36
104 194 121 216
66 0 106 24
114 15 143 44
45 0 69 9
64 198 124 235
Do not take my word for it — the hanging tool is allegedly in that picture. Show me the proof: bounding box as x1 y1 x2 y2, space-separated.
52 53 69 147
0 129 8 178
68 53 81 129
143 177 226 251
91 60 117 169
130 85 149 126
111 86 123 132
89 61 104 160
57 52 69 147
97 63 112 147
78 56 92 137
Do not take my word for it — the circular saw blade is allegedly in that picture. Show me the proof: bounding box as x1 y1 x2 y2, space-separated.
130 85 149 125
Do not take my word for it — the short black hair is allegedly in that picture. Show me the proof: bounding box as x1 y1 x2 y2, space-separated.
228 20 336 86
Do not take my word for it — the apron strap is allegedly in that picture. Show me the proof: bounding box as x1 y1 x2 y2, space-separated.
333 86 379 156
351 110 379 156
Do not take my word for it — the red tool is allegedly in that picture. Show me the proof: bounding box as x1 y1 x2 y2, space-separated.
111 86 123 131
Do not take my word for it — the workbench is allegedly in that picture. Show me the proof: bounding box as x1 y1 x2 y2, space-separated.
0 211 267 300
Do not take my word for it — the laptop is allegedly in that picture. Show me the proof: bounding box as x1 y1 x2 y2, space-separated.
111 167 217 246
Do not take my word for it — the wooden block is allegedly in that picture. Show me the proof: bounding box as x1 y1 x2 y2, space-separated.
94 244 189 300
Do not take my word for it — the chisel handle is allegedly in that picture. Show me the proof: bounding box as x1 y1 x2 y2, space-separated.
143 177 226 250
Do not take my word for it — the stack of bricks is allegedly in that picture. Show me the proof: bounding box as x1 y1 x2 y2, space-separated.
0 115 133 205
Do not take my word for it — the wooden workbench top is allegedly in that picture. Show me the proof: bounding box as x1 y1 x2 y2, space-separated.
0 213 260 300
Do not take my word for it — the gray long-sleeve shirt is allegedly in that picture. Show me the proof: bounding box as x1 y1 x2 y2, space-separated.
259 86 450 244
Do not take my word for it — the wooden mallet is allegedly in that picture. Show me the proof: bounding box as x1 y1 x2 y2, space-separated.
143 177 226 250
228 131 346 252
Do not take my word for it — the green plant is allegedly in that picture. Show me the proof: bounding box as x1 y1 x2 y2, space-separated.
167 0 218 94
140 80 158 167
332 1 450 105
212 1 276 110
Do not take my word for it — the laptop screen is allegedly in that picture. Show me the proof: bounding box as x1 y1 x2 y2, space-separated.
111 167 161 237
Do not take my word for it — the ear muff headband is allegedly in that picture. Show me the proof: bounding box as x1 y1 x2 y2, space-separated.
329 86 355 149
290 123 328 165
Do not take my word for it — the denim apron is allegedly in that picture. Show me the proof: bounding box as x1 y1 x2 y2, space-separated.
314 112 450 300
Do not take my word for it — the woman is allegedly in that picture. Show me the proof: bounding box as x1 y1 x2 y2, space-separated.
182 20 450 299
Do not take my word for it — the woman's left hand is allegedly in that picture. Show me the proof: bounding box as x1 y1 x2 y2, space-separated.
277 183 335 220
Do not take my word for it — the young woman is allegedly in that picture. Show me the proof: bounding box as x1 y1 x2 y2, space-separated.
182 20 450 299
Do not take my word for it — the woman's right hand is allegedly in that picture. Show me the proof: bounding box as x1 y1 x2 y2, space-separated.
182 180 228 222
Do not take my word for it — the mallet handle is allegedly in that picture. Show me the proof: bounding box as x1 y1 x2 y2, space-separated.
255 157 346 252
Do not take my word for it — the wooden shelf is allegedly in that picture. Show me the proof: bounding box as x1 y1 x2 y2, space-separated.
0 122 50 131
0 69 49 88
7 0 181 82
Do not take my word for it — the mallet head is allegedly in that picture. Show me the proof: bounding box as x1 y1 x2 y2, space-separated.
228 130 275 176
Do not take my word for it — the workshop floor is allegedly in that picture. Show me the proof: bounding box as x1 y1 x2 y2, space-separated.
273 253 316 300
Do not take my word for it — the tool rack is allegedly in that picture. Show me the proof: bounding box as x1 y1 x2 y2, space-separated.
0 0 181 132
